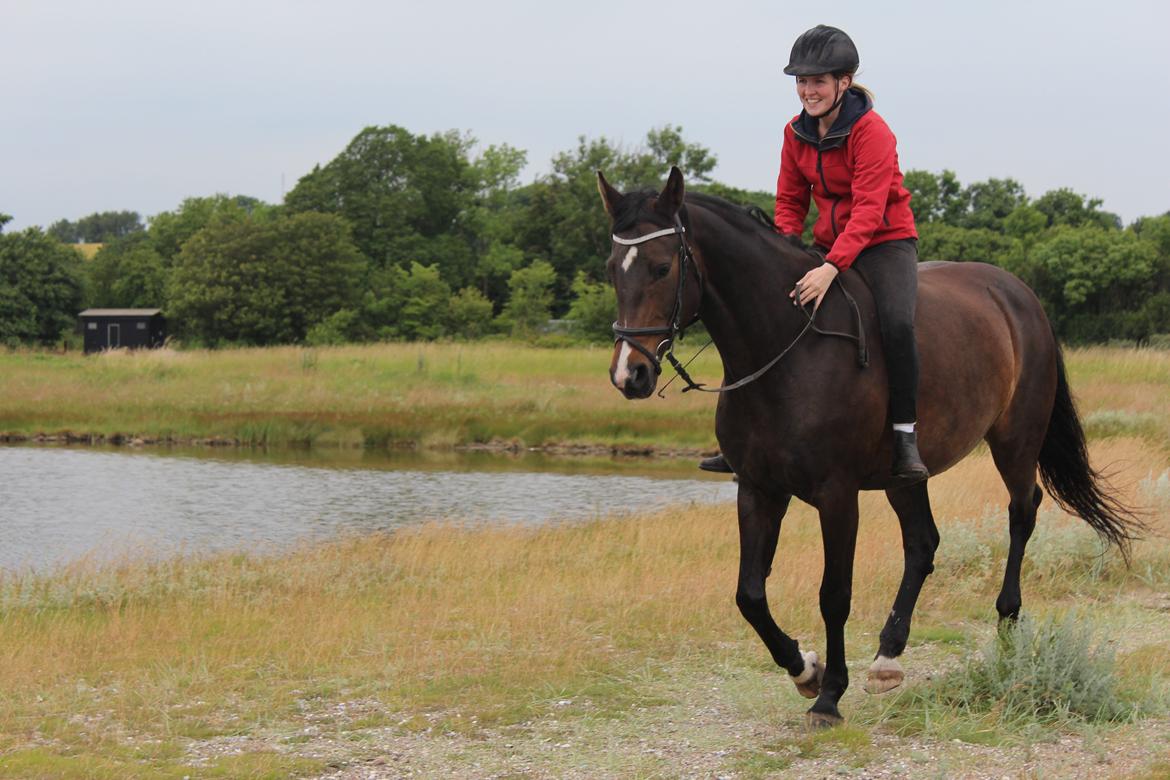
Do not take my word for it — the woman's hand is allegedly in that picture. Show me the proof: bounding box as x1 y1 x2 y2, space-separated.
790 262 839 309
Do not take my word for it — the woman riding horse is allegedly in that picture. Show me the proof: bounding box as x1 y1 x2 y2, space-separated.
701 24 927 482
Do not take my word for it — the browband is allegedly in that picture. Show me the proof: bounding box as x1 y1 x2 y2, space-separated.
611 225 685 245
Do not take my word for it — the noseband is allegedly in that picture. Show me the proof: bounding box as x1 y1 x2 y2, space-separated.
611 215 704 376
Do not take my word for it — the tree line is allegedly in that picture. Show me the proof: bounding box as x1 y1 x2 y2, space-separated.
1 124 1167 348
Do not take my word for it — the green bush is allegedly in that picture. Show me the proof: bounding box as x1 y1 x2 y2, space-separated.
448 287 494 339
566 272 615 343
888 612 1139 741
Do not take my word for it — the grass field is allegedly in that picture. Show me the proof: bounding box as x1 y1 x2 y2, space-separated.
3 342 1164 455
0 343 1169 777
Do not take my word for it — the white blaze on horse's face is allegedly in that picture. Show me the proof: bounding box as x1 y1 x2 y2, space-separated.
611 341 634 386
621 246 638 272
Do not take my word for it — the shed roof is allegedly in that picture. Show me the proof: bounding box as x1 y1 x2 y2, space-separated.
79 309 163 317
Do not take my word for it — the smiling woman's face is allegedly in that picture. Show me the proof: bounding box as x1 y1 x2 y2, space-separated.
795 73 851 118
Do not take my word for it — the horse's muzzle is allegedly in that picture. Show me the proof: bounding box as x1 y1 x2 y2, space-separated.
610 340 659 399
614 361 656 399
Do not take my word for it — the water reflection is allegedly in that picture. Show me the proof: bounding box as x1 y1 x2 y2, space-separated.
0 446 736 572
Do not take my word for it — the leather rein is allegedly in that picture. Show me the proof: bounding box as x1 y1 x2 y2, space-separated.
611 218 867 396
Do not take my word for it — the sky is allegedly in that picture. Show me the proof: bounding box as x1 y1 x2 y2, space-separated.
3 0 1168 232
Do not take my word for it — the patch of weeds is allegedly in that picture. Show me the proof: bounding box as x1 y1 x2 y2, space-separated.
282 733 314 745
201 752 327 778
173 717 242 739
1134 757 1170 780
730 746 792 778
1027 519 1120 586
1116 643 1170 712
793 724 873 765
397 713 430 733
936 521 995 580
432 713 482 738
912 625 970 647
1138 470 1170 506
883 612 1139 744
1083 409 1162 440
0 747 191 779
349 712 395 730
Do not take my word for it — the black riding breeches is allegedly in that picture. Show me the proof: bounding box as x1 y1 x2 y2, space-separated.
850 239 920 425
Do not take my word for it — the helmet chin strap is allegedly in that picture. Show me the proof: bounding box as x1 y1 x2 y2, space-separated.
811 77 847 122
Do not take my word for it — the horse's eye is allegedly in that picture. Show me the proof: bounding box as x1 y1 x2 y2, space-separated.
652 264 671 280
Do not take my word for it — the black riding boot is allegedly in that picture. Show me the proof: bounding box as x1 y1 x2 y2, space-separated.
892 431 928 483
699 453 734 473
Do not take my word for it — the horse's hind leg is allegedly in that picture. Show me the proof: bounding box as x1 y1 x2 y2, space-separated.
996 470 1043 622
983 401 1047 621
866 481 939 694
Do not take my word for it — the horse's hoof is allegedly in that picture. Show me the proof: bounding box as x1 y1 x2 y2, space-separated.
805 709 844 730
790 650 824 699
864 655 904 695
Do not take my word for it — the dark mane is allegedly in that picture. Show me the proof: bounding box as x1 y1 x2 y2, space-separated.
611 187 779 238
685 192 780 236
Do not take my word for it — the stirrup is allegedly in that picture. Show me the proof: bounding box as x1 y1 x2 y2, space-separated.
698 453 734 473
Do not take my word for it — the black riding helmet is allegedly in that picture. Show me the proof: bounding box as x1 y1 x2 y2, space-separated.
783 25 859 76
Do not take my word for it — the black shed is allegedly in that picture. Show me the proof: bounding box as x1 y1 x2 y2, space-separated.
79 309 166 353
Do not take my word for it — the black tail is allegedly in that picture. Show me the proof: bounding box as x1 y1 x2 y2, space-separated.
1038 340 1144 560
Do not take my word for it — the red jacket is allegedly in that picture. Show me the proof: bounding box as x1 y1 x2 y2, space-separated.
774 89 917 270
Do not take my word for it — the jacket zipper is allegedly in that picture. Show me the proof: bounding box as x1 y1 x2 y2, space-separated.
817 150 842 237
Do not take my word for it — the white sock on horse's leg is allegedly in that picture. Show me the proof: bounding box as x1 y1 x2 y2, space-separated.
893 422 916 433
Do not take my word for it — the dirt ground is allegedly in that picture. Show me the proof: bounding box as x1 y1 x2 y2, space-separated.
179 655 1170 780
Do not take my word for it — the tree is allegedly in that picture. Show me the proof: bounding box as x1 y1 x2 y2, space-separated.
463 144 530 301
1132 215 1170 257
149 195 274 263
86 234 168 308
167 212 365 345
0 213 12 233
509 128 717 311
566 271 615 342
500 260 556 336
1025 226 1157 341
962 178 1028 231
645 125 718 183
396 262 451 340
903 169 964 225
448 287 494 339
0 228 85 345
1033 188 1120 230
284 125 479 279
47 210 144 243
1003 205 1048 241
916 223 1018 265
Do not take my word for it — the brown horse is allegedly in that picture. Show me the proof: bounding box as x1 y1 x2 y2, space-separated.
597 166 1140 727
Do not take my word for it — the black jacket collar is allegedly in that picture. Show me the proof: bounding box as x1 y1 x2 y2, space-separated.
791 87 873 150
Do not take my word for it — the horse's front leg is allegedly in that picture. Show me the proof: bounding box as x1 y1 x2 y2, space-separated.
734 483 819 696
808 488 861 727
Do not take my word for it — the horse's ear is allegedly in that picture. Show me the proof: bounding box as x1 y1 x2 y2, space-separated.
655 166 685 217
597 170 622 220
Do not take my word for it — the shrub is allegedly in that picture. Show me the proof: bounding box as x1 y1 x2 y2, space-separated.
888 612 1138 741
448 287 494 339
566 272 615 343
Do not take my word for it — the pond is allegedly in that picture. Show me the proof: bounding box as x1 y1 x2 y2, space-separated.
0 445 737 572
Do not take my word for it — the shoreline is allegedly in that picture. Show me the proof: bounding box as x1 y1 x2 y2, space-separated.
0 431 718 460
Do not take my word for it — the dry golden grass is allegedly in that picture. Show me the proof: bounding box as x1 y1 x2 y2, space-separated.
0 438 1166 777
